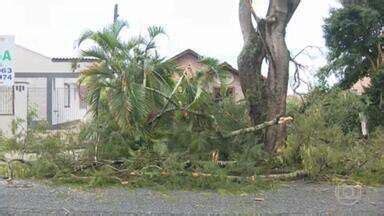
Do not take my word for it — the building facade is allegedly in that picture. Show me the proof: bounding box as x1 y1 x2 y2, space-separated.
170 49 244 101
0 45 93 136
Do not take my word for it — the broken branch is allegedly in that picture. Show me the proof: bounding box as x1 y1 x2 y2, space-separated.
223 116 293 138
191 169 308 181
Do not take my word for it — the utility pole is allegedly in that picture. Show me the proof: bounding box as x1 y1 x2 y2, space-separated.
113 4 119 24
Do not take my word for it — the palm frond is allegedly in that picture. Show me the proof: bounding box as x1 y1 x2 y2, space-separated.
78 30 94 47
81 47 109 61
148 26 166 39
110 20 129 37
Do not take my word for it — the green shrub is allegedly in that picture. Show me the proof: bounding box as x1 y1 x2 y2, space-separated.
30 159 58 178
89 168 120 187
282 88 384 181
365 69 384 129
351 127 384 185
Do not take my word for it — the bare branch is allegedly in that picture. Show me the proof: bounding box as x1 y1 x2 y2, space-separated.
290 57 309 102
290 46 321 101
245 0 262 24
223 116 293 138
292 45 322 60
192 169 308 181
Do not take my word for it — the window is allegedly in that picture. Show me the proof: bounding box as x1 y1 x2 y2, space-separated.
64 83 71 108
226 87 235 97
0 87 14 115
213 87 222 102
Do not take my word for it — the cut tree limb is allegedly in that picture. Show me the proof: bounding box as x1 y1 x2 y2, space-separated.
223 116 293 138
259 170 308 180
191 170 308 181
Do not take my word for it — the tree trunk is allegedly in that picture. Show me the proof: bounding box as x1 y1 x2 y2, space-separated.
264 0 300 153
238 0 266 125
238 0 300 153
359 112 369 138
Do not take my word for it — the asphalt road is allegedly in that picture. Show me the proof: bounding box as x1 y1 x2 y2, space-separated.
0 180 383 215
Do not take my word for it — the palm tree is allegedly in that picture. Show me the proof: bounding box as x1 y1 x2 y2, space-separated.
78 20 177 135
77 20 237 144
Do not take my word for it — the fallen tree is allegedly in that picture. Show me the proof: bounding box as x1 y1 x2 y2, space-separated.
1 116 295 183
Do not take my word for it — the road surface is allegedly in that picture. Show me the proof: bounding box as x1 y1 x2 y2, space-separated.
1 180 383 215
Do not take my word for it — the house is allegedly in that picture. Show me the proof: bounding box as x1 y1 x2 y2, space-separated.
0 45 94 136
169 49 244 101
351 76 372 95
0 47 243 136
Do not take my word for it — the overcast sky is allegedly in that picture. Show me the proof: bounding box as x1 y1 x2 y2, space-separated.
1 0 341 89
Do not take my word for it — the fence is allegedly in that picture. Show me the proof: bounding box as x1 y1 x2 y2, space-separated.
28 86 88 128
0 86 14 115
0 85 88 133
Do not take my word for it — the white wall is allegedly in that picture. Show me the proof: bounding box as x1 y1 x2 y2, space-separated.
14 45 92 73
14 45 72 73
12 45 93 126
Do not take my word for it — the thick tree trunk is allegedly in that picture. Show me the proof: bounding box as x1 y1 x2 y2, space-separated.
264 46 289 152
238 0 266 125
238 0 300 153
263 0 300 153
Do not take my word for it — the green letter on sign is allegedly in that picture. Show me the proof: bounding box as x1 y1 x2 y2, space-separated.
2 50 11 61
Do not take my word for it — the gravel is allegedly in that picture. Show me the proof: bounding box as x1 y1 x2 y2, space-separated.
1 180 383 215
